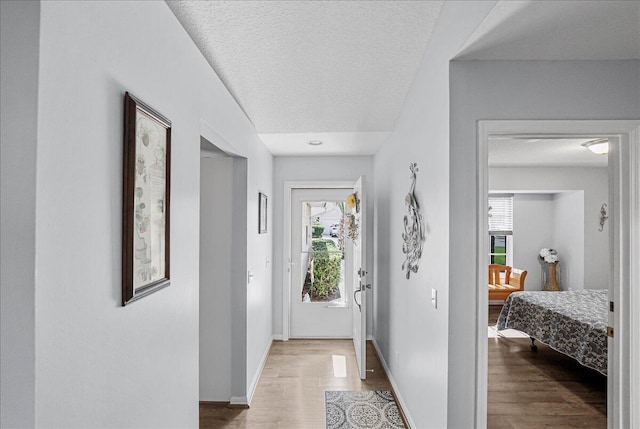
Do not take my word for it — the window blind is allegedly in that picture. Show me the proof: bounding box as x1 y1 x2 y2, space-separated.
488 194 513 235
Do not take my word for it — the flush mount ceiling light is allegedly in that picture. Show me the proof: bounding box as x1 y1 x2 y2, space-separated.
582 138 609 155
307 140 323 146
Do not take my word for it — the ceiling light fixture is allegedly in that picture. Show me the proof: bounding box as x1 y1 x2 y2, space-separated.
582 139 609 155
307 140 323 146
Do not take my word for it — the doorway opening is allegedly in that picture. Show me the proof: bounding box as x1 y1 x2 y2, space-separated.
283 178 369 380
199 137 248 404
290 188 353 338
475 120 640 429
486 136 608 427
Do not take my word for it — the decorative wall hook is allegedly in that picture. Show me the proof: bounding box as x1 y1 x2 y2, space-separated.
401 163 425 279
599 203 608 232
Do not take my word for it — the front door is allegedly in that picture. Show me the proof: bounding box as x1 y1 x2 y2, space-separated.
290 188 353 338
351 177 367 380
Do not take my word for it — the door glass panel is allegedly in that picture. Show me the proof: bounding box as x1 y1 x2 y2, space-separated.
299 201 345 303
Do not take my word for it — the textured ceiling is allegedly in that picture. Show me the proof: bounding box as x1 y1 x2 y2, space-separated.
167 1 639 156
258 132 389 156
167 0 443 138
457 0 640 60
489 137 608 167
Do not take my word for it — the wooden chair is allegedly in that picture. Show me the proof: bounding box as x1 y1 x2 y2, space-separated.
488 264 527 301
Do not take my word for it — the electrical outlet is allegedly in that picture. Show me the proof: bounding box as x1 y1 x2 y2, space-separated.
431 288 437 309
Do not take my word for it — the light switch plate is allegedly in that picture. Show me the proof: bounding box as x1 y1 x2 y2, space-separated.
431 288 437 308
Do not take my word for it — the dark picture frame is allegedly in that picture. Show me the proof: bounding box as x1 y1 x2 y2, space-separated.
122 92 171 306
259 192 268 234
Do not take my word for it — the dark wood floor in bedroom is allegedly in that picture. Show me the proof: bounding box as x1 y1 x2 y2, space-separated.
488 305 607 429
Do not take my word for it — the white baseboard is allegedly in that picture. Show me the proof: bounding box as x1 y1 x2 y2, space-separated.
230 395 248 405
272 334 285 341
371 337 415 429
247 336 274 405
290 336 352 339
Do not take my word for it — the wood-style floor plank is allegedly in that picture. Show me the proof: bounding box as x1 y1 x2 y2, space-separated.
201 307 606 428
488 305 606 429
200 340 395 429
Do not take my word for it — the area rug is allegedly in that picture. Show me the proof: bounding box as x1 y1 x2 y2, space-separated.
325 390 405 429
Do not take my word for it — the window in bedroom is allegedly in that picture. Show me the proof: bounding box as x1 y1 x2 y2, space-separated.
489 235 512 265
488 194 513 266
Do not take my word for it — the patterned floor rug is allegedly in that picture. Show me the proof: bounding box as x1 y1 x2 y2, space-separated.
325 390 405 429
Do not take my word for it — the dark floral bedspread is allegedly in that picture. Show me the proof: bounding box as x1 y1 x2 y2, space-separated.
497 289 608 375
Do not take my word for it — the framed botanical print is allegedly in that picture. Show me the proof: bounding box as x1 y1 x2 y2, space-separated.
122 92 171 306
259 192 268 234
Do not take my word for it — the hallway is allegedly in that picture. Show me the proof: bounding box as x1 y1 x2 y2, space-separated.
200 340 396 428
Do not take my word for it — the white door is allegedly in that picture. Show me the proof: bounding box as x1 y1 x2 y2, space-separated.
351 177 367 380
290 188 353 338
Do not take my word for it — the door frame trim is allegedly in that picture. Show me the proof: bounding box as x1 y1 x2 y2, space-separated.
475 120 640 429
282 181 356 341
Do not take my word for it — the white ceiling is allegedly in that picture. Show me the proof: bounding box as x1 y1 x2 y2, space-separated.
167 1 639 156
457 0 640 60
167 0 443 155
258 131 389 156
489 137 608 167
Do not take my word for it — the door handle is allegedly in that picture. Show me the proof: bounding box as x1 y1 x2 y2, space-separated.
354 289 362 311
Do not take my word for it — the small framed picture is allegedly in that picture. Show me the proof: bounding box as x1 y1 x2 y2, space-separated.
122 92 171 306
259 192 268 234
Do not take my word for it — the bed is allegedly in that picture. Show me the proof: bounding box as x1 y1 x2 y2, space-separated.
496 289 608 375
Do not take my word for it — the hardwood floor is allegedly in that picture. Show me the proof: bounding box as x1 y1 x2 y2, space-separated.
488 305 607 429
200 340 396 428
200 310 606 428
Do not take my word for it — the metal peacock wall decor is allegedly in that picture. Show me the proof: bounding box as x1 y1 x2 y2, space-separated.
401 163 425 279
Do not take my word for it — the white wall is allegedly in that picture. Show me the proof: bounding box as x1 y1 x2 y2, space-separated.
552 191 585 290
507 192 587 292
245 137 274 402
230 158 249 402
200 156 233 401
272 156 374 338
0 1 39 427
20 1 274 426
450 60 640 427
490 167 609 289
511 194 554 290
371 3 496 427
